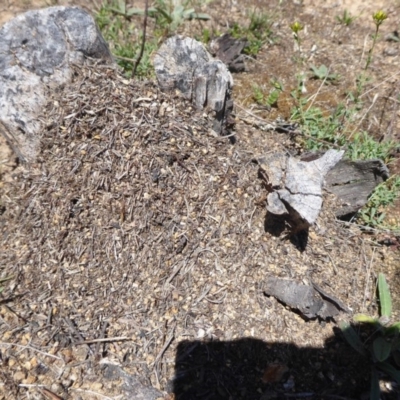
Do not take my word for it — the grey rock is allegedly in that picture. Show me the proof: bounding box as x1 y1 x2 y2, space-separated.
264 277 349 320
0 6 112 161
102 363 163 400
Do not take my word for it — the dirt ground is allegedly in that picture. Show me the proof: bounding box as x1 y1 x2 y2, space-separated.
1 1 400 400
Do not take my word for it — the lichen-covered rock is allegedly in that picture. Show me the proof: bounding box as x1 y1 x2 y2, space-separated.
0 6 112 161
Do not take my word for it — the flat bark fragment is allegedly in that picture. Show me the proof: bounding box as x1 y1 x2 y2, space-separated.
258 149 344 231
209 33 248 72
264 277 349 320
325 159 390 217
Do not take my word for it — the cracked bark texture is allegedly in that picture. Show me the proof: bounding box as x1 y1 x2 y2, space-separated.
154 35 234 136
258 149 344 231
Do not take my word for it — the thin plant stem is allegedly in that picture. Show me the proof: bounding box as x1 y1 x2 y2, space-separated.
132 0 149 77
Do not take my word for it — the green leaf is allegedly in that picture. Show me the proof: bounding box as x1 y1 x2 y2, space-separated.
393 350 400 367
118 0 126 14
339 321 367 356
373 337 392 362
378 273 392 318
354 313 379 324
267 90 280 106
385 322 400 336
370 367 380 400
155 7 173 23
190 12 211 20
376 362 400 384
125 7 158 16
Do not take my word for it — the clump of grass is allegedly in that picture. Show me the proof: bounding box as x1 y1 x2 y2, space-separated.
96 0 210 77
230 10 275 55
358 176 400 228
347 132 399 164
290 101 348 150
96 2 158 78
336 9 356 26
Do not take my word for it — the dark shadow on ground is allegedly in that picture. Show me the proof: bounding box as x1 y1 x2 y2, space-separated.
172 331 400 400
264 211 309 252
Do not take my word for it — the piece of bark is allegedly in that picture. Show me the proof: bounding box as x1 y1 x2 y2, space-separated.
264 277 349 320
257 149 344 231
154 35 233 135
0 6 113 162
325 159 390 217
209 33 248 72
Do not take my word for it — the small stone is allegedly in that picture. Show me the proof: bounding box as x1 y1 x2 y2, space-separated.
90 382 103 391
384 47 398 56
13 371 26 381
23 375 37 384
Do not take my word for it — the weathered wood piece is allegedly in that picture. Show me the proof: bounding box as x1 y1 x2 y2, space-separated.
154 35 234 135
209 33 248 72
258 149 344 231
264 277 349 320
0 6 112 161
325 159 390 217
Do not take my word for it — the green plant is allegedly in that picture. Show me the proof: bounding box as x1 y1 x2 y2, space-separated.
290 21 303 59
310 64 339 83
290 100 348 150
365 10 388 71
230 10 274 55
96 0 210 77
96 2 158 78
358 176 400 228
106 0 210 28
339 274 400 400
347 131 400 163
252 80 283 107
336 9 356 26
150 0 210 33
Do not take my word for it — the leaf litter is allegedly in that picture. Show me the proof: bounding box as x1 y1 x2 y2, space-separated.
0 62 387 398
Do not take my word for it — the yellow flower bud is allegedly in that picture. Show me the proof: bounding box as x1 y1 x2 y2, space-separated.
290 21 303 34
373 10 387 26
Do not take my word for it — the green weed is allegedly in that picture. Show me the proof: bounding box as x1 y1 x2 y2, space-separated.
365 10 388 71
290 100 348 150
347 132 399 164
310 64 339 83
230 10 274 55
358 176 400 228
290 92 400 229
96 1 158 78
336 9 356 26
339 274 400 400
252 80 283 107
96 0 210 77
